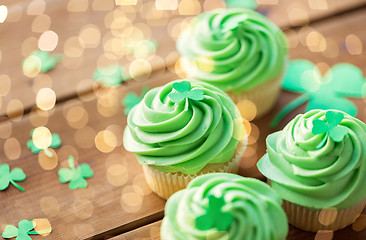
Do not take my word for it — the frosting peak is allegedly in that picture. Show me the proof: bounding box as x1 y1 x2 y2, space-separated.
258 109 366 209
177 8 288 93
123 80 244 174
161 173 288 240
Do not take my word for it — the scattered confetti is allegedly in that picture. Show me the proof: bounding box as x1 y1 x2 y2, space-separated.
312 111 348 148
93 65 128 87
168 81 204 103
27 129 62 154
122 85 149 115
271 60 366 128
195 195 233 231
0 164 26 192
225 0 258 9
2 219 52 240
58 156 93 190
23 51 62 75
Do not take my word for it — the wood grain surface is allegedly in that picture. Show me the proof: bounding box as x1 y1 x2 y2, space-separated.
1 0 366 240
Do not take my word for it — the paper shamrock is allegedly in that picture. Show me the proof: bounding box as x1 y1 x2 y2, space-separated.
225 0 257 9
23 51 62 73
312 111 349 148
27 129 61 155
195 195 233 231
0 164 26 192
122 85 149 115
2 219 52 240
168 81 204 103
93 65 129 87
271 60 366 128
58 156 93 190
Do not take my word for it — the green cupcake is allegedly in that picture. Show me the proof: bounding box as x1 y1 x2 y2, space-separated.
161 173 288 240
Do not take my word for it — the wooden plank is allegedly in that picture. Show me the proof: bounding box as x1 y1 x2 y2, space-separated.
113 214 366 240
2 0 366 117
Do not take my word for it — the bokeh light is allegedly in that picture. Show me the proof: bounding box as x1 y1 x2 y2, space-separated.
95 130 117 153
0 5 8 23
38 30 58 51
36 88 56 111
106 164 129 187
318 208 338 226
33 218 52 236
40 196 60 216
38 148 58 170
4 137 21 160
155 0 178 10
32 126 52 150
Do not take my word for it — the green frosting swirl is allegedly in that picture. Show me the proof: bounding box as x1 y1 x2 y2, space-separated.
123 80 243 175
177 8 288 93
258 109 366 209
161 173 288 240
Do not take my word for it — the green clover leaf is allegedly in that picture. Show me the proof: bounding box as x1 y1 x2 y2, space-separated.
2 219 37 240
58 156 94 190
168 81 204 103
224 0 257 9
312 111 349 148
271 60 366 128
122 86 149 115
0 164 26 192
26 129 62 154
23 51 62 73
195 195 233 232
93 65 129 87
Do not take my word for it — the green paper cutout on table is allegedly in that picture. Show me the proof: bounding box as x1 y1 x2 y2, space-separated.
195 195 233 231
312 111 349 148
271 60 366 128
26 129 62 154
225 0 257 9
122 86 149 115
0 164 26 192
58 156 93 190
23 51 62 73
93 65 129 87
168 81 204 103
2 219 51 240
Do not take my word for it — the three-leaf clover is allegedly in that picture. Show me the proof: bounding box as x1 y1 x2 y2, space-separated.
2 220 36 240
195 195 233 231
271 60 366 128
0 164 26 192
58 156 94 190
23 51 62 74
27 129 62 155
122 86 149 115
93 65 129 87
168 81 204 103
312 111 349 148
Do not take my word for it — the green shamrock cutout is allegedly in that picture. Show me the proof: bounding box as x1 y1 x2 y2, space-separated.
195 195 233 231
225 0 257 9
2 219 47 240
122 86 149 115
312 111 349 148
93 65 129 87
26 129 62 155
23 51 62 73
58 156 94 190
0 164 26 192
168 81 204 103
271 60 366 128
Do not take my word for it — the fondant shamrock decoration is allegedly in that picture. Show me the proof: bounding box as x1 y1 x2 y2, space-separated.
271 60 366 128
312 111 349 148
58 156 94 190
23 51 62 74
195 195 233 231
122 85 149 115
27 129 62 155
2 219 52 240
225 0 257 9
93 65 129 87
0 164 26 192
168 81 204 103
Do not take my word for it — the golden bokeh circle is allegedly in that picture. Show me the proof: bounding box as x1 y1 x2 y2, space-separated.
38 148 58 170
36 88 56 111
95 130 117 153
32 126 52 150
318 208 338 226
106 164 129 187
4 137 21 160
40 196 60 216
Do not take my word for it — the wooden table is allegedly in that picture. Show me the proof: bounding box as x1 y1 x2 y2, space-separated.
1 0 366 239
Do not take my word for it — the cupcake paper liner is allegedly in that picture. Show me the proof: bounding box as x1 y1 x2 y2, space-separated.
226 72 284 119
282 197 366 232
142 140 247 200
